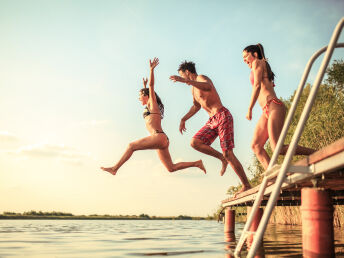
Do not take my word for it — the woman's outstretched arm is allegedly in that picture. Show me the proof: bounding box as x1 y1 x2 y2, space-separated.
148 57 159 103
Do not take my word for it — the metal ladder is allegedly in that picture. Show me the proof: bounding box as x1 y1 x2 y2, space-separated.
234 17 344 258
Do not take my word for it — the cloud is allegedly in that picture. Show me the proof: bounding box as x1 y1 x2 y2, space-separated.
79 120 111 127
0 131 20 143
8 143 91 165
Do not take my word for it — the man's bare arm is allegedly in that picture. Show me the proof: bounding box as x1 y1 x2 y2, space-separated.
182 101 201 121
185 75 212 91
179 100 201 134
169 75 212 91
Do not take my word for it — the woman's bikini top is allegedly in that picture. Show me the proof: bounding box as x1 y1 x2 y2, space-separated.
250 70 275 87
143 106 160 119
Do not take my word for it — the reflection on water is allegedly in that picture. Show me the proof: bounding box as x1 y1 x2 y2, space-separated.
0 220 343 257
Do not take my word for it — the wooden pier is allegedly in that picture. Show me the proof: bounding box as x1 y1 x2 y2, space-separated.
221 137 344 257
221 137 344 208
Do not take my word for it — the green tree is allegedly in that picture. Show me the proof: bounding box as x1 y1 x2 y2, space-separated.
139 213 150 219
325 59 344 93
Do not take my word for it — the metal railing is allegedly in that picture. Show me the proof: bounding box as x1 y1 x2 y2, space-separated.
234 17 344 257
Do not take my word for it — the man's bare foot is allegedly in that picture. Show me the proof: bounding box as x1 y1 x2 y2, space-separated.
196 160 206 174
100 166 117 175
233 184 251 198
220 159 228 176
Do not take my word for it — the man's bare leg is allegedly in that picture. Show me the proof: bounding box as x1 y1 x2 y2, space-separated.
223 149 251 195
190 138 228 175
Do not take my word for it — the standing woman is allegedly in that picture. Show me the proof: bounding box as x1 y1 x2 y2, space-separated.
101 58 206 175
242 44 315 170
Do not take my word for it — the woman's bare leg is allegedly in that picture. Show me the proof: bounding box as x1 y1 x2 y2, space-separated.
267 103 286 152
156 147 206 173
268 104 315 156
101 135 166 175
251 115 270 170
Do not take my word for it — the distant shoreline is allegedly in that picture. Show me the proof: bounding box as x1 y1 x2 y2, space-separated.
0 212 214 221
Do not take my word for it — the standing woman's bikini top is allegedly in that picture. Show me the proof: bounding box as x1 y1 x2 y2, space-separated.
250 70 275 87
143 106 161 119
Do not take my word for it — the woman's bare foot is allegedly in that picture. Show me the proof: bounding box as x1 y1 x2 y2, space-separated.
220 159 228 176
196 160 207 174
100 166 118 175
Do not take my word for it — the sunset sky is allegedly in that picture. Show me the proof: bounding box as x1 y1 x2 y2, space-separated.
1 0 343 216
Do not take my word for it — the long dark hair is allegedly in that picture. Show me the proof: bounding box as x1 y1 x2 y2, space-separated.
243 43 275 82
140 88 164 119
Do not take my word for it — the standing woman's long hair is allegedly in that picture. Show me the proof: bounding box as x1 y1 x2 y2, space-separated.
140 88 164 119
244 43 275 83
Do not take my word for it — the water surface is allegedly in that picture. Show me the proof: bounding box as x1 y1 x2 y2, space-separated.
0 220 343 257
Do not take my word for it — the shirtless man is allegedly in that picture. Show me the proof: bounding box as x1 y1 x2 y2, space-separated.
170 61 251 193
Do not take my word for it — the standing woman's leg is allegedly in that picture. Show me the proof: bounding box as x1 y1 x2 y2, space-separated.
268 103 315 156
251 115 270 170
101 135 166 175
267 103 286 153
156 147 206 173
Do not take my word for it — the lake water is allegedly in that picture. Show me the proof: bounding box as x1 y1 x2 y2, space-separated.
0 220 343 257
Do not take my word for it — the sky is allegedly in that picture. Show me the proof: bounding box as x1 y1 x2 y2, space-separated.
0 0 343 217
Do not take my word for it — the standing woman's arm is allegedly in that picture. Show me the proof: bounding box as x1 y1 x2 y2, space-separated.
246 60 263 120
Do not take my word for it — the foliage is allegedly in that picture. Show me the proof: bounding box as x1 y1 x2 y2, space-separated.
22 210 73 216
176 215 192 220
0 211 210 220
325 59 344 93
139 213 150 219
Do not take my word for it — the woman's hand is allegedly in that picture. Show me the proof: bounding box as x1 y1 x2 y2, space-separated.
142 77 148 88
149 57 159 70
246 109 252 120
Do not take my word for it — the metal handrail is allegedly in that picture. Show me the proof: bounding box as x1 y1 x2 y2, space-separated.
234 17 344 257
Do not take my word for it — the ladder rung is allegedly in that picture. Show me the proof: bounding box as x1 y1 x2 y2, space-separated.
265 165 313 180
264 164 281 176
289 165 314 174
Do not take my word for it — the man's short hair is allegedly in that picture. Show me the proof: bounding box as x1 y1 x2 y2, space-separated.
178 61 196 74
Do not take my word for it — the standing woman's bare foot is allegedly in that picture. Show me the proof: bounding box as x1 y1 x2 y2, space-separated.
220 159 228 176
196 160 207 174
233 184 251 198
100 166 118 175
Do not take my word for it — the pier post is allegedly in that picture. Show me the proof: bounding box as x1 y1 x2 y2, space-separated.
301 187 334 258
224 208 235 233
246 207 265 257
247 207 263 246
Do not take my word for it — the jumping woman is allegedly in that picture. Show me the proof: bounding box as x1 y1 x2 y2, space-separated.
101 58 206 175
243 44 315 170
